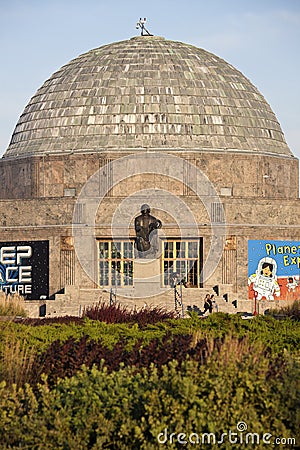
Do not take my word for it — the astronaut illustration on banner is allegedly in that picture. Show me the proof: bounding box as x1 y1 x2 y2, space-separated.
248 256 280 300
286 276 299 292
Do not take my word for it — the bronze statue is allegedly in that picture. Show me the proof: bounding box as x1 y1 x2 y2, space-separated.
135 204 162 257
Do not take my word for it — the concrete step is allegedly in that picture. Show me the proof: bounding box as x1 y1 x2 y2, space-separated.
46 284 248 318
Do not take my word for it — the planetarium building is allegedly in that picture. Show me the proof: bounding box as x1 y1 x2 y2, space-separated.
0 35 299 316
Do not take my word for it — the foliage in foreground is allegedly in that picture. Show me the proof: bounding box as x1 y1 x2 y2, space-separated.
18 302 176 327
0 338 299 450
1 311 300 388
31 328 298 388
4 310 300 355
32 332 208 386
0 310 299 448
83 302 177 326
0 292 26 317
268 300 300 321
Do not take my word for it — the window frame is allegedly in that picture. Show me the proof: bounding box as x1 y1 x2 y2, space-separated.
98 239 134 287
161 238 203 288
97 237 203 289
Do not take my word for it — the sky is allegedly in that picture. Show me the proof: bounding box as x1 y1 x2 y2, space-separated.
0 0 299 160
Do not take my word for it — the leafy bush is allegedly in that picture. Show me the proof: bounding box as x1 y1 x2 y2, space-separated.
0 312 299 448
19 315 85 326
83 302 176 326
0 341 298 449
32 332 213 386
14 303 176 328
2 312 300 359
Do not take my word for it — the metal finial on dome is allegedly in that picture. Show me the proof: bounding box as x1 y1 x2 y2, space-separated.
136 17 153 36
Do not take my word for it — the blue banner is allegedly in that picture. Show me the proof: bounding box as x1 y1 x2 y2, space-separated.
248 240 300 301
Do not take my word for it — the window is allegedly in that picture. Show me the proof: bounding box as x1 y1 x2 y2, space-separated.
98 240 134 286
162 239 201 288
98 238 202 289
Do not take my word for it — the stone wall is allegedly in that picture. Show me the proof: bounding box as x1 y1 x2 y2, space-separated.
0 151 299 315
0 151 298 201
0 193 299 306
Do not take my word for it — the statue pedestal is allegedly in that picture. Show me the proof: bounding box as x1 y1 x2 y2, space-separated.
134 258 160 278
133 258 165 298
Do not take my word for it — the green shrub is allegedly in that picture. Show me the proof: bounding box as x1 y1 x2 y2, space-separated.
0 311 299 449
0 340 298 449
1 313 300 357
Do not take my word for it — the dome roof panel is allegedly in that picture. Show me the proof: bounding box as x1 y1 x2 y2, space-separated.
4 36 292 159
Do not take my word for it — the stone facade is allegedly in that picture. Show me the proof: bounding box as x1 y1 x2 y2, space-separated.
0 36 299 317
0 151 298 200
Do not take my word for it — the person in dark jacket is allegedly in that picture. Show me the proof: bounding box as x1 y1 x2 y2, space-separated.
203 294 213 314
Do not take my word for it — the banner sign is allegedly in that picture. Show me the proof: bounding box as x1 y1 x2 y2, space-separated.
0 240 49 300
248 240 300 301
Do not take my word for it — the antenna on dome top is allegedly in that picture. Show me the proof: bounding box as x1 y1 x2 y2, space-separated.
136 18 153 36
